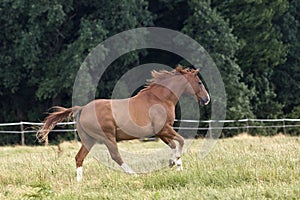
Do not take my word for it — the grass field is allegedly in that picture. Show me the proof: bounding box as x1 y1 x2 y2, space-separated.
0 134 299 199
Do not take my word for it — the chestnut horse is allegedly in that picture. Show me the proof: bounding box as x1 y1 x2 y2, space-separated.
37 66 210 181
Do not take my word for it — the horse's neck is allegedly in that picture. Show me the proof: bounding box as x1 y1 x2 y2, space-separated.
148 76 187 105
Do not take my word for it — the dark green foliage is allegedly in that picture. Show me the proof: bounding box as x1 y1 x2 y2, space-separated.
212 0 289 118
272 0 300 116
183 0 253 120
0 0 152 122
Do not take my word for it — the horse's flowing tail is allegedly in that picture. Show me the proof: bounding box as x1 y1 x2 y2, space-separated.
37 106 81 143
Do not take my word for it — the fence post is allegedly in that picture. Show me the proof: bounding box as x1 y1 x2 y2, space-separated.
20 122 25 145
209 121 212 139
283 119 286 134
246 119 249 134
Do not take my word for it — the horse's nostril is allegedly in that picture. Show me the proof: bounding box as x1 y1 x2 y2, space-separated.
202 97 210 105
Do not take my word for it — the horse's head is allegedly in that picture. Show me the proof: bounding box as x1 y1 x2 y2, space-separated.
177 66 210 105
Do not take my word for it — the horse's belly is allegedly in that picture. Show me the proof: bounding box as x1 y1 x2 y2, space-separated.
116 128 139 141
116 125 154 138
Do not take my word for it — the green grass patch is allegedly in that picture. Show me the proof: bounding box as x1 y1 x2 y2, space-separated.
0 135 299 199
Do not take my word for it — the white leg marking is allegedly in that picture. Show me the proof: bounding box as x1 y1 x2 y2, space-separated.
176 157 183 171
174 146 180 158
121 163 137 176
171 147 178 161
77 167 83 182
170 147 183 171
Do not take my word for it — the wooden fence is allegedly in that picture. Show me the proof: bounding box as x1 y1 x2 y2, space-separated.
0 119 300 145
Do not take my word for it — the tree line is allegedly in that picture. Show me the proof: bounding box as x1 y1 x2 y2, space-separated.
0 0 299 142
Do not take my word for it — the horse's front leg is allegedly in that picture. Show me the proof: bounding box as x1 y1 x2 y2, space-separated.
161 139 177 168
173 134 184 171
159 131 184 171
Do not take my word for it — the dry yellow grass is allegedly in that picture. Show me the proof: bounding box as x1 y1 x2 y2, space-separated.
0 134 299 199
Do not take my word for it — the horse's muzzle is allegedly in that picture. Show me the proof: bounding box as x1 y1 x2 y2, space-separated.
199 97 210 106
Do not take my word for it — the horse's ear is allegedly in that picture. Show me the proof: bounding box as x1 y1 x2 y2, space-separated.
192 68 200 76
176 64 184 73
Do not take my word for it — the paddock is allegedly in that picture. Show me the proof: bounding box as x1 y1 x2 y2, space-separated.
1 135 299 199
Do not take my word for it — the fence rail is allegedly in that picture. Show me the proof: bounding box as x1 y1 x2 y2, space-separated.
0 119 300 145
0 121 76 145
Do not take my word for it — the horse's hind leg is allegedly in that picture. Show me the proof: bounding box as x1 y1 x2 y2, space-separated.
103 136 136 175
75 125 95 182
75 145 90 182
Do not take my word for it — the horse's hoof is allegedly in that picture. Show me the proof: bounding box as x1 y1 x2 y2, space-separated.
132 173 138 177
169 159 175 168
176 165 183 171
127 171 138 177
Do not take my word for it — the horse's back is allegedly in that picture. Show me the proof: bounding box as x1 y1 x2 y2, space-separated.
77 92 172 141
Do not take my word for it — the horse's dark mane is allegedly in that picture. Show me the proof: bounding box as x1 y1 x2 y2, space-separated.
146 69 177 86
138 65 194 93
